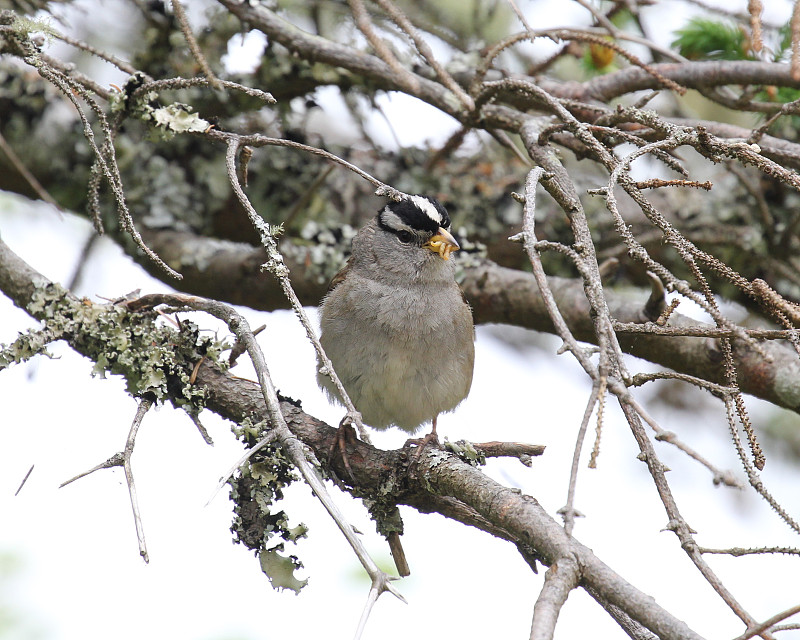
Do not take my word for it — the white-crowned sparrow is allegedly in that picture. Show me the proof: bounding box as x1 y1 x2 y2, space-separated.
317 194 475 438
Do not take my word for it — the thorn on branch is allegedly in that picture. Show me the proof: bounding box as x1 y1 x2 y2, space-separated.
387 531 410 577
187 410 214 445
59 452 125 487
643 271 667 321
239 145 253 187
229 324 265 366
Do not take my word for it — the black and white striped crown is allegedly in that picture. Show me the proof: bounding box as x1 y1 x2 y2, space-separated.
378 195 451 235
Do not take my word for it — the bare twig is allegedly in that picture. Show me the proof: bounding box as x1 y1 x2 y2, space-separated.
25 53 180 279
372 0 474 112
724 397 800 535
587 376 607 470
51 31 138 75
0 130 64 214
171 0 223 90
563 379 602 536
187 410 214 445
207 430 278 505
470 440 546 460
748 0 764 54
204 129 401 201
347 0 421 95
132 76 275 104
123 399 151 562
14 465 34 496
733 603 800 640
699 546 800 557
60 398 154 563
517 111 769 633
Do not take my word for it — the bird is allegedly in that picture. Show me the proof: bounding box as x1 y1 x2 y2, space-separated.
317 194 475 443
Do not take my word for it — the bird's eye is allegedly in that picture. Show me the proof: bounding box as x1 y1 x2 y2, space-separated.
396 230 414 244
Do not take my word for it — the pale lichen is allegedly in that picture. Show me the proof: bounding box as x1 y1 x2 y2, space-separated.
229 417 309 593
3 281 223 412
0 326 58 368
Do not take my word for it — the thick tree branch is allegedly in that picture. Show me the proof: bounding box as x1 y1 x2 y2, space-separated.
538 61 800 104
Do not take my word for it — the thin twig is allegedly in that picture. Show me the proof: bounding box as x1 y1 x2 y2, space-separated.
518 111 768 633
372 0 474 111
0 130 64 214
60 398 154 563
14 465 34 496
587 376 607 469
27 54 180 279
563 380 601 536
207 430 278 505
204 129 401 201
347 0 421 95
732 603 800 640
699 546 800 557
123 399 152 562
171 0 223 90
613 322 800 340
188 411 214 445
51 31 138 75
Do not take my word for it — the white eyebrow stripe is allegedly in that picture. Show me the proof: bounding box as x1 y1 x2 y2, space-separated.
408 195 443 225
380 209 414 233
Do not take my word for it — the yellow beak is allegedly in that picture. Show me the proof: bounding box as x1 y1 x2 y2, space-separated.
424 227 460 260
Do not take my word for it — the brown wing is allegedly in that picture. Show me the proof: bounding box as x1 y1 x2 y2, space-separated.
326 255 353 293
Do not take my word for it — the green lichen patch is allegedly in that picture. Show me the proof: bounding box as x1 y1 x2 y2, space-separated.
0 327 57 368
229 418 308 592
14 282 224 412
258 546 308 594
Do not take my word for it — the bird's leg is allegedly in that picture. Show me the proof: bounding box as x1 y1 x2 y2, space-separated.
427 415 439 444
403 415 441 450
329 415 359 482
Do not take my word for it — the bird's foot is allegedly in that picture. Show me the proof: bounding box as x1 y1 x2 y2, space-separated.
403 430 440 450
328 417 360 482
403 415 442 453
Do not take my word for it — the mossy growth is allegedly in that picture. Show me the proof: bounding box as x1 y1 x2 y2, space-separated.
229 417 309 593
2 281 224 412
